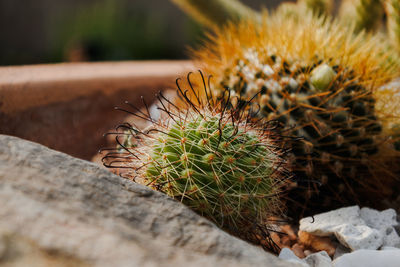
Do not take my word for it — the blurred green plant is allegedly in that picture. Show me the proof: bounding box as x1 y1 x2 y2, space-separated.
51 0 203 62
299 0 333 17
339 0 385 33
170 0 260 28
387 0 400 53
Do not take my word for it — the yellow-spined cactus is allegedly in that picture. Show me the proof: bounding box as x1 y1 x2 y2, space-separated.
193 11 400 215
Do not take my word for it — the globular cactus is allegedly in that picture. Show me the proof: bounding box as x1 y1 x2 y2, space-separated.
102 72 292 249
193 12 400 216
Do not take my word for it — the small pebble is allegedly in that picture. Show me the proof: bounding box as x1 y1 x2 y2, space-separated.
292 243 306 258
280 235 291 247
270 232 281 247
281 224 297 241
298 230 336 256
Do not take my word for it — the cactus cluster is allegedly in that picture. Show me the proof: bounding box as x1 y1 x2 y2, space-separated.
102 73 292 248
194 13 399 215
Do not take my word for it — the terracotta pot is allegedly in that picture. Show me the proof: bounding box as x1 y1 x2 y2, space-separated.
0 61 193 160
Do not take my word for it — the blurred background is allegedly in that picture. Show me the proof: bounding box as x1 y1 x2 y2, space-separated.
0 0 284 66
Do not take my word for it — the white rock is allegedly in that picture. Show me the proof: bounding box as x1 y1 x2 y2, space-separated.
360 208 398 229
279 248 301 261
381 246 400 250
279 249 334 267
360 207 400 248
333 249 400 267
383 226 400 248
335 224 382 250
304 251 332 267
299 206 363 236
279 248 309 267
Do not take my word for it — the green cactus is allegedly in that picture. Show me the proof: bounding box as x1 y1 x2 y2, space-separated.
146 113 279 221
102 72 292 249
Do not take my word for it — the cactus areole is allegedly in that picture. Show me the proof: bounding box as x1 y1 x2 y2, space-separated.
102 72 292 250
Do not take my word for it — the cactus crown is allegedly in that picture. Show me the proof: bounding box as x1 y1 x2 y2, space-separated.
102 72 292 250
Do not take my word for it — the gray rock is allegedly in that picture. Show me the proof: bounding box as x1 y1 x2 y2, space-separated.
333 249 400 267
279 248 308 267
304 251 332 267
335 224 382 250
360 207 400 248
299 206 364 237
279 249 333 267
360 208 398 229
0 135 296 267
382 226 400 248
381 246 400 250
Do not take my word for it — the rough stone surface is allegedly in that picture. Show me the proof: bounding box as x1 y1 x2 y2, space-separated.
333 245 351 260
299 206 363 236
279 248 308 267
279 248 332 267
335 224 382 250
332 249 400 267
360 207 400 248
0 135 296 267
300 206 400 251
303 251 331 267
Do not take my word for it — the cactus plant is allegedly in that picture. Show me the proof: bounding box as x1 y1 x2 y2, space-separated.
102 72 292 249
193 12 400 215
